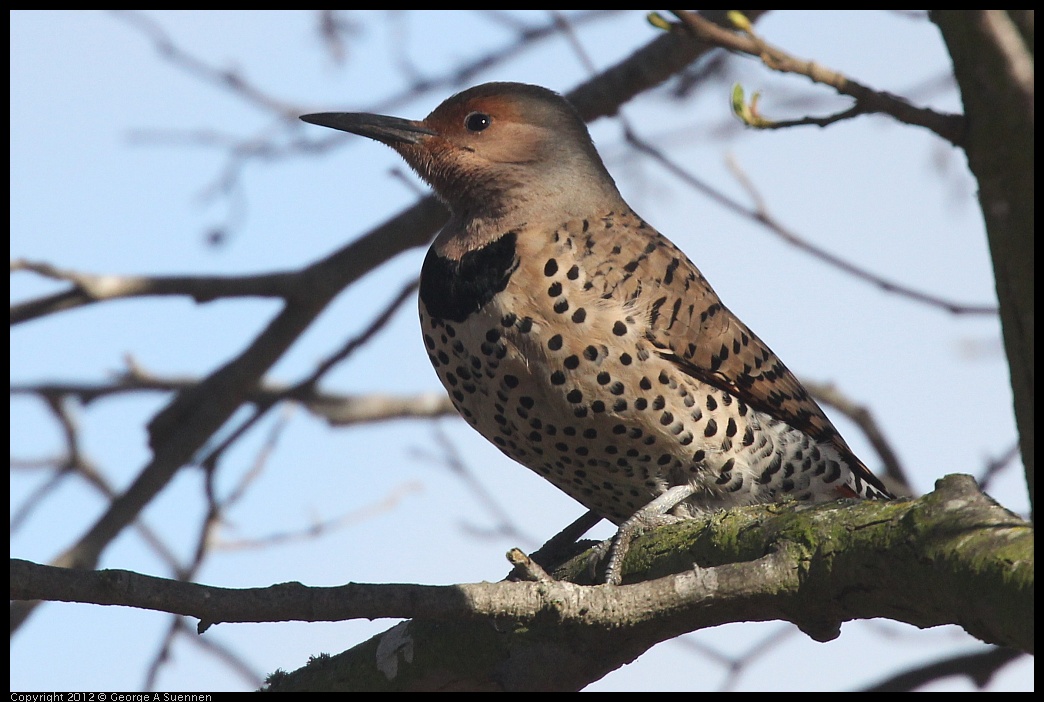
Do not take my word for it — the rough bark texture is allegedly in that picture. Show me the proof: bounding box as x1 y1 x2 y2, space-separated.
932 11 1035 511
260 475 1032 691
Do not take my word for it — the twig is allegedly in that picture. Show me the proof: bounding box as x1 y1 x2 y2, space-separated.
111 11 300 120
12 366 458 426
864 645 1023 692
11 259 301 325
505 548 554 583
146 615 265 690
551 10 599 75
524 509 603 574
217 482 423 551
114 10 625 234
802 379 911 496
412 423 537 548
723 155 998 316
10 398 184 574
978 440 1022 492
315 11 360 66
620 130 997 316
672 625 798 692
663 10 966 146
195 278 420 472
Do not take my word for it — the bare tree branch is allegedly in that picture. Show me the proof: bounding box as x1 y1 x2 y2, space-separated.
261 473 1036 690
12 368 457 426
217 482 423 552
662 10 966 145
865 645 1024 692
620 130 998 316
12 475 1032 690
114 10 627 231
112 10 302 120
803 379 910 495
412 424 536 547
11 259 301 325
931 10 1035 513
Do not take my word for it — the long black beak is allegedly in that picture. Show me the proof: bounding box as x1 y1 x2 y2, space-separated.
300 112 435 145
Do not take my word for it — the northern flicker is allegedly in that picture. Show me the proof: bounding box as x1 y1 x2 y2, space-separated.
302 82 892 579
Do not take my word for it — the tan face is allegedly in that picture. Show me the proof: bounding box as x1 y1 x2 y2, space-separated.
417 92 564 167
301 82 619 224
395 87 612 221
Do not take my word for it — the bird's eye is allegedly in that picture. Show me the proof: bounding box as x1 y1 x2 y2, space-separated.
464 112 491 132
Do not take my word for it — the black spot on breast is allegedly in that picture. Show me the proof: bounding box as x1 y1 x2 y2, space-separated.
419 231 519 323
649 296 668 325
742 425 755 446
664 257 680 285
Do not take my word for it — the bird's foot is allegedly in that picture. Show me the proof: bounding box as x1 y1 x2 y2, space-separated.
601 485 695 585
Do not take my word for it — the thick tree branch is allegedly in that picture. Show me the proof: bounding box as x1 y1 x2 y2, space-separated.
931 11 1035 513
12 475 1032 690
262 474 1036 691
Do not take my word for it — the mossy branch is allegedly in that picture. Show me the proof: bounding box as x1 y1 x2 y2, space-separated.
11 474 1032 690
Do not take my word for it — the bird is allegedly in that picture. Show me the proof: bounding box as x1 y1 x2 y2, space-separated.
301 82 893 580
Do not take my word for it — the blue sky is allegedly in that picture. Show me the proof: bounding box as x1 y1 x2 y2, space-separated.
11 10 1031 691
